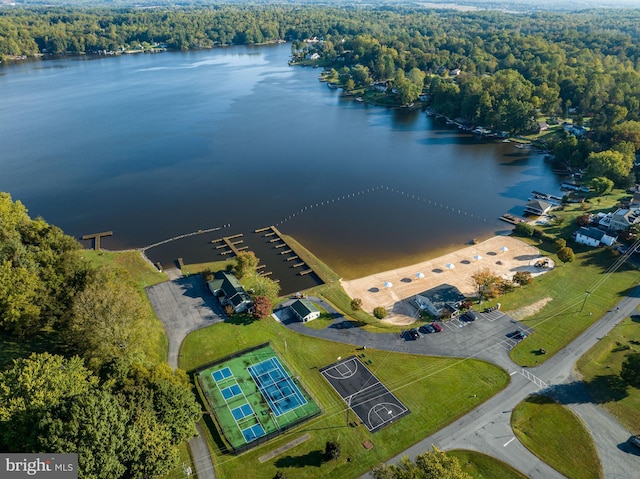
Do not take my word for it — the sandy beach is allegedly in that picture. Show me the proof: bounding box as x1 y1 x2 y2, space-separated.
341 236 553 325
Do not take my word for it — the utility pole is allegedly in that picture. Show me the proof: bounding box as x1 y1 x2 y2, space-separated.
580 291 591 312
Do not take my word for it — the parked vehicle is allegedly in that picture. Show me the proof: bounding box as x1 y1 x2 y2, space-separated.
507 330 528 340
630 435 640 449
402 328 421 340
461 311 477 322
431 322 443 332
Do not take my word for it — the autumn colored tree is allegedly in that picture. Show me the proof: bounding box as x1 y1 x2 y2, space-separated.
470 269 502 301
513 271 533 286
252 296 273 319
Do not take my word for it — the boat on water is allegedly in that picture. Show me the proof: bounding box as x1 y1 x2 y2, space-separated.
327 83 338 89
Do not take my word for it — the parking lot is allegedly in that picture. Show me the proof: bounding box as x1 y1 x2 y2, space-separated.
395 309 535 363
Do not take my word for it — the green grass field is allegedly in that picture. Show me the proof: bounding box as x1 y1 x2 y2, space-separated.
511 395 602 479
448 449 528 479
180 317 509 479
576 315 640 432
198 344 321 451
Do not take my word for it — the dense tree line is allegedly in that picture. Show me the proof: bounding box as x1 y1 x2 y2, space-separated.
3 4 640 179
0 193 201 478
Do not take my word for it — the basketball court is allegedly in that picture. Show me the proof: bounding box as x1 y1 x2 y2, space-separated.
320 356 409 433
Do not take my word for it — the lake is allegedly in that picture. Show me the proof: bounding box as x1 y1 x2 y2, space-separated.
0 44 562 293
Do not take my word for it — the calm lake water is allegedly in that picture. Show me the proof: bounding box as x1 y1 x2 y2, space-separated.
0 44 562 292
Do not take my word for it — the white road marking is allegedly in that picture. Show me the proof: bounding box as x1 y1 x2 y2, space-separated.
503 437 516 447
510 371 518 376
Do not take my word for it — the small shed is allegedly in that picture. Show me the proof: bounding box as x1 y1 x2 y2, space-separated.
290 299 321 322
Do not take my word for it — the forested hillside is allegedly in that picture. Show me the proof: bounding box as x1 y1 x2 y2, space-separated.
0 192 201 478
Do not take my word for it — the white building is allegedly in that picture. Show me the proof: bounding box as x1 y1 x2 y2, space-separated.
574 227 617 247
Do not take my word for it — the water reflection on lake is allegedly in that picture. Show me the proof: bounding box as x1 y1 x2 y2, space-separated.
0 44 562 291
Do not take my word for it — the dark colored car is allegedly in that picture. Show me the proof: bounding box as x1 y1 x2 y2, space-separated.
461 311 477 322
507 330 528 340
630 435 640 449
431 322 443 332
419 325 432 334
402 329 421 340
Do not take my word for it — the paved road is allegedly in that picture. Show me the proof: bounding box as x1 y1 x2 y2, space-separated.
147 269 222 479
274 292 640 478
147 269 225 368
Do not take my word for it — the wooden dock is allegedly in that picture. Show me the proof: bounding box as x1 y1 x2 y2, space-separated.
499 213 526 225
214 234 244 257
82 231 113 251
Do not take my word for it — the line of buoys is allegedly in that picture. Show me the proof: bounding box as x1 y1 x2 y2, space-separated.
273 184 489 226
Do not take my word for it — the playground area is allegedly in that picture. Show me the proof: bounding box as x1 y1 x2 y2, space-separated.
198 344 321 451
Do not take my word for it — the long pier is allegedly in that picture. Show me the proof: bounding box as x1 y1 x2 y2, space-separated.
140 226 223 252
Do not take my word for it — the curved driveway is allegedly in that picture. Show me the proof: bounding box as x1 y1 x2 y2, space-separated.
147 269 222 479
275 293 640 478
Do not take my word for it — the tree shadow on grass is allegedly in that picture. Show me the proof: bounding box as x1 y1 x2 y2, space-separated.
275 450 325 468
225 313 257 326
541 376 629 405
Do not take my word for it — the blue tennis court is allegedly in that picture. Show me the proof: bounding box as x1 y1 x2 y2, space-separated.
248 357 307 417
241 424 266 442
212 367 232 382
231 403 254 421
221 384 242 400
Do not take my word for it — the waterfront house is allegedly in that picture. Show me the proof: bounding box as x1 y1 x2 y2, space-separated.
290 299 320 322
524 199 553 216
207 271 253 313
574 227 617 247
563 123 588 138
415 284 466 318
610 207 640 232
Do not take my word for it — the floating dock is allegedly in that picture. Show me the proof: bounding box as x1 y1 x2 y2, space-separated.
499 213 526 225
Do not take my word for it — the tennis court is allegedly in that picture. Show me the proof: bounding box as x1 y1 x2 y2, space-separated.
248 357 308 417
198 344 321 451
320 356 410 433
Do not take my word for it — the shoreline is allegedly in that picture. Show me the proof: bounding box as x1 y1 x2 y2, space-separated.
341 235 553 325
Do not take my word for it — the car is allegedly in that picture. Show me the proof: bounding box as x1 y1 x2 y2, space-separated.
402 328 421 340
507 330 528 340
630 435 640 450
461 311 477 322
419 325 432 334
431 322 443 332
